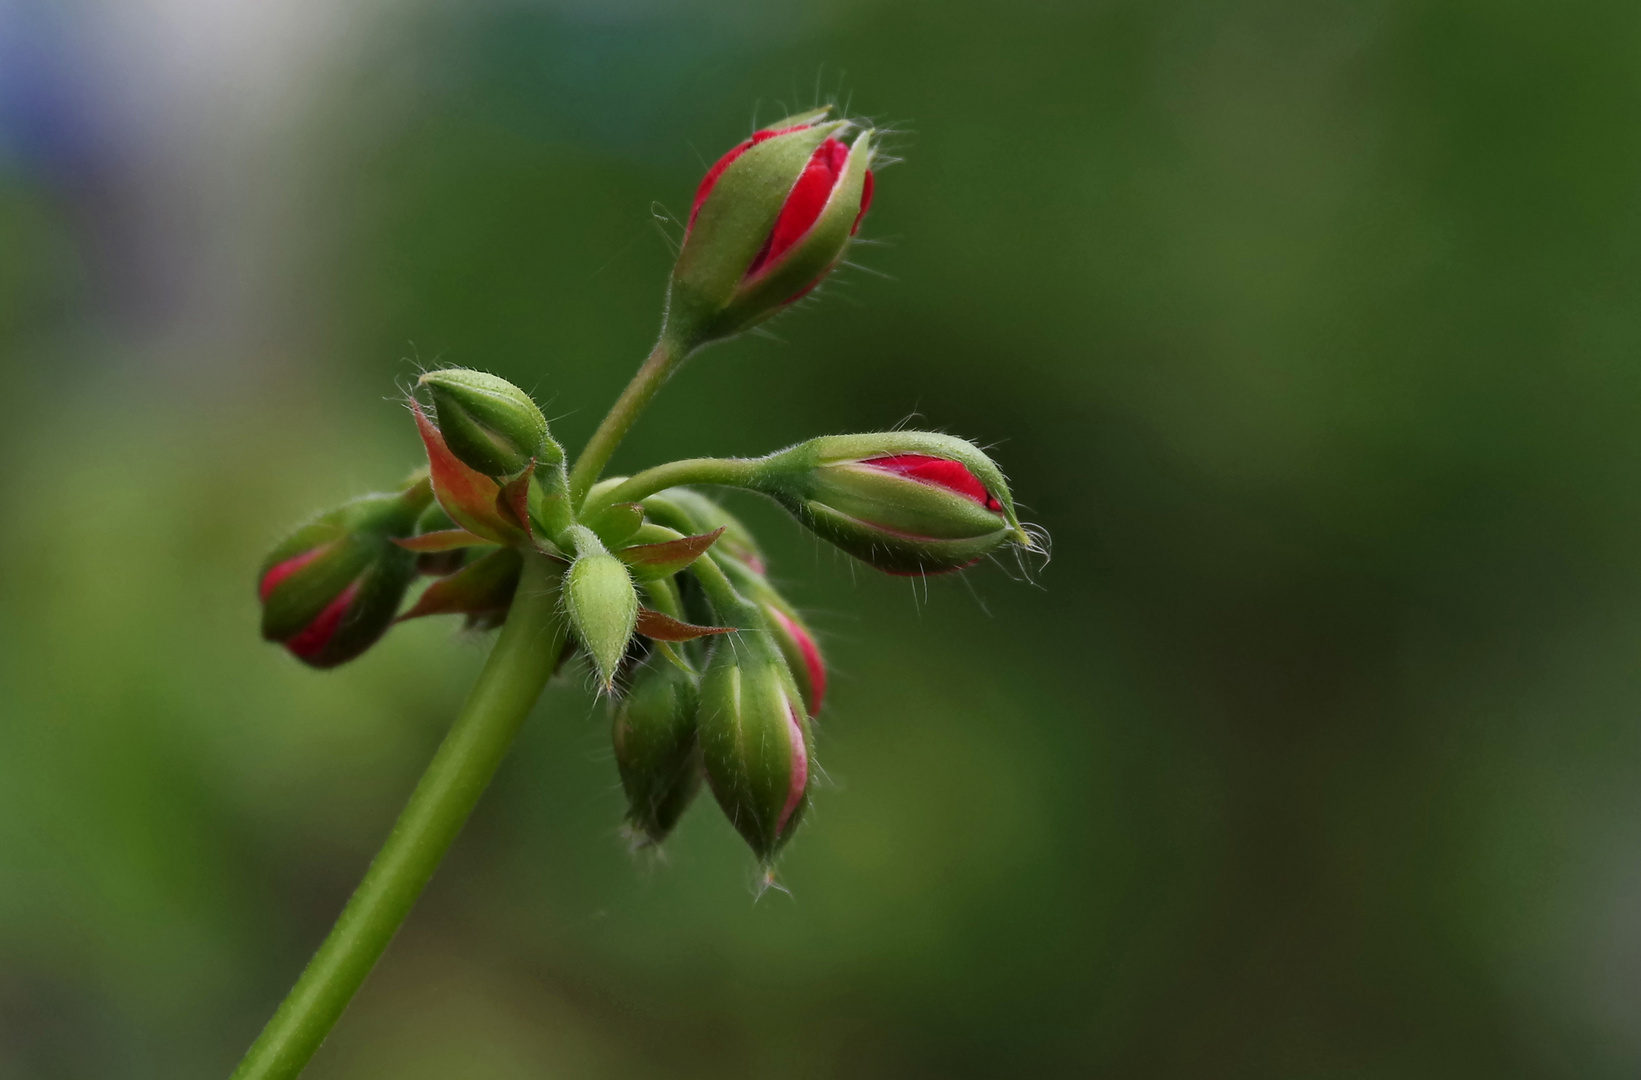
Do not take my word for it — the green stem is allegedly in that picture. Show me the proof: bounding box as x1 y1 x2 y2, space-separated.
687 549 760 626
567 334 687 508
231 551 570 1080
592 457 760 513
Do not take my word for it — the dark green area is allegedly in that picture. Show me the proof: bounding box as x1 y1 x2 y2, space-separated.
4 0 1641 1075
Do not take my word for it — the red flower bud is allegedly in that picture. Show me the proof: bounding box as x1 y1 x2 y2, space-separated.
750 432 1030 576
689 128 874 281
767 604 826 716
258 490 425 668
668 108 876 344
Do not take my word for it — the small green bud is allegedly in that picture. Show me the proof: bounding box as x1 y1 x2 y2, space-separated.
611 657 703 845
258 491 423 668
418 368 560 477
751 433 1027 576
564 527 639 690
698 630 812 861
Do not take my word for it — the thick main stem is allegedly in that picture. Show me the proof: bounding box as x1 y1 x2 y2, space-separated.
567 336 686 508
231 552 569 1080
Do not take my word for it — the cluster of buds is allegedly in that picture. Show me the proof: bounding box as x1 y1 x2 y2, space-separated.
257 106 1039 869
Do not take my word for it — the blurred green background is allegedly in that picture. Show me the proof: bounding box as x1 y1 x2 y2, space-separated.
4 0 1641 1076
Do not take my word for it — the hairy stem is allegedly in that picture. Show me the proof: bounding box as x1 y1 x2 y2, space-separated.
592 457 761 513
567 334 687 508
230 551 570 1080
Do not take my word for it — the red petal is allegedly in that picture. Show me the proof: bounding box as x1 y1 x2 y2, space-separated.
852 169 874 234
285 581 359 659
770 608 826 715
861 454 1003 512
260 544 330 602
777 699 808 836
748 138 848 276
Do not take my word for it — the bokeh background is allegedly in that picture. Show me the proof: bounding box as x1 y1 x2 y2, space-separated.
4 0 1641 1075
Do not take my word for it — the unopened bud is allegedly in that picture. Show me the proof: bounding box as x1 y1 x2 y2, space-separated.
668 109 876 346
698 631 812 861
611 657 703 845
759 592 826 717
751 432 1026 575
565 528 639 690
418 368 560 478
258 491 422 668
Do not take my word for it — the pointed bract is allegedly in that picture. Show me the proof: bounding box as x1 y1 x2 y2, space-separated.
411 401 528 546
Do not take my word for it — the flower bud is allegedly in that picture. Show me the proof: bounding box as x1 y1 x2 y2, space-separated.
610 657 703 845
258 492 422 668
668 108 876 345
759 592 826 717
697 631 812 861
751 432 1028 575
564 527 639 690
418 368 560 478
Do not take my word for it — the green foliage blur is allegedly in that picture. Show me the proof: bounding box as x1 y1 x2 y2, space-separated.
4 0 1641 1076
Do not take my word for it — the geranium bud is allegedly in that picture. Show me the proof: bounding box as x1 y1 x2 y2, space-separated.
697 631 812 861
418 368 560 478
610 656 703 845
714 552 826 716
258 491 422 668
760 593 826 717
668 108 876 345
751 432 1028 575
564 527 639 690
